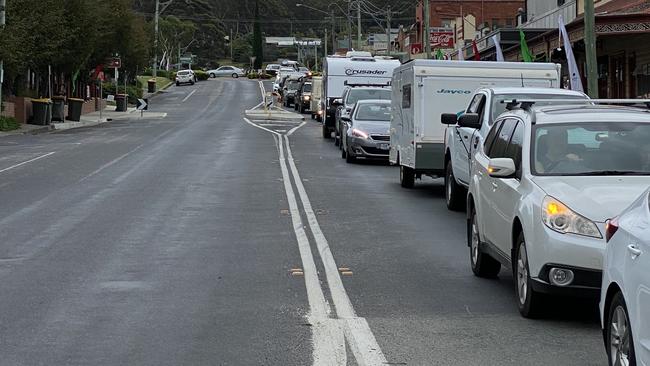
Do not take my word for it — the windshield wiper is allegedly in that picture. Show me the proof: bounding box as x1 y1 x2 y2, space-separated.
571 170 650 176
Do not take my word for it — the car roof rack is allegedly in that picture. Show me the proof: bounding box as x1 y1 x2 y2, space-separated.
343 81 391 87
501 98 650 124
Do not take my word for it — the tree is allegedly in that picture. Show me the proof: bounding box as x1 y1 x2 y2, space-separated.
252 0 263 69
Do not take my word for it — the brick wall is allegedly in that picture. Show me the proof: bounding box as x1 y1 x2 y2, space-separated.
1 101 15 118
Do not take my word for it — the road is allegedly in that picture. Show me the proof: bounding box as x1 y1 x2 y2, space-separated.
0 78 606 365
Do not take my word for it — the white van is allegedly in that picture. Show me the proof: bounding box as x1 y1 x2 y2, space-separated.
322 56 400 138
390 59 562 188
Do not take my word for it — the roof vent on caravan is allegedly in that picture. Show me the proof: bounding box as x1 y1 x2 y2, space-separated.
346 51 372 58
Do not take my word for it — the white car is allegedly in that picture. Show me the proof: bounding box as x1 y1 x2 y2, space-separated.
467 102 650 318
601 188 650 366
207 66 245 78
175 69 195 86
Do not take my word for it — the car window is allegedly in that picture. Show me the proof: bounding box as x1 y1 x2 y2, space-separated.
355 104 391 121
347 89 391 105
504 121 524 176
303 83 312 92
532 122 650 176
483 120 503 154
488 119 517 158
467 94 484 114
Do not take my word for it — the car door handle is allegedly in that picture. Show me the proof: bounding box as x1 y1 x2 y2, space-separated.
627 244 642 258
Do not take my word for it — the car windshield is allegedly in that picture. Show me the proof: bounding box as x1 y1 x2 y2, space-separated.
347 89 391 105
532 122 650 176
303 84 312 92
492 94 587 121
355 104 391 121
287 81 300 91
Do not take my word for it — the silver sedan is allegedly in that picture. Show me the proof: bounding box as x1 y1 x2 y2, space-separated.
340 100 392 163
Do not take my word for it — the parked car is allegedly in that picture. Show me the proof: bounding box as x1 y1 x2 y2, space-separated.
207 66 245 78
340 100 392 163
467 102 650 318
265 64 281 76
334 86 392 147
601 188 650 366
175 69 196 86
441 87 588 211
299 66 311 76
294 81 312 113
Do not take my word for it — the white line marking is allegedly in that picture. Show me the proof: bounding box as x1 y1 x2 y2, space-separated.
287 121 306 136
182 89 197 103
283 134 387 365
79 144 145 182
0 152 56 174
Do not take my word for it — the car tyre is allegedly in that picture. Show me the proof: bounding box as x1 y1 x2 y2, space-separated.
469 208 501 278
606 292 636 366
232 73 239 78
400 165 415 188
515 233 545 318
346 149 356 163
210 73 216 78
322 124 330 139
445 163 466 211
176 81 180 86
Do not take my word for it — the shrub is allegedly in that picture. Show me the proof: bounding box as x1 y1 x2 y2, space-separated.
194 70 209 81
247 72 259 79
0 116 20 131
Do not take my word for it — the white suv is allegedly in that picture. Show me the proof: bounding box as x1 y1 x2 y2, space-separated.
467 102 650 318
600 188 650 366
175 70 195 86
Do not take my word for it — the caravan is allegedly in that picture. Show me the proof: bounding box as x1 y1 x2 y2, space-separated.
390 60 562 188
322 56 400 138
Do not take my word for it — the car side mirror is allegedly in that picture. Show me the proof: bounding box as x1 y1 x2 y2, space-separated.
332 98 343 106
341 116 351 122
441 113 458 125
458 113 481 129
488 158 516 178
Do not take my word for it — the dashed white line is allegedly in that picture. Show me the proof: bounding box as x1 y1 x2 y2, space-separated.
0 152 56 174
182 89 197 103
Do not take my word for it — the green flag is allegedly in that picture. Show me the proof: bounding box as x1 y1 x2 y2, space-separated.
519 30 534 62
435 48 444 60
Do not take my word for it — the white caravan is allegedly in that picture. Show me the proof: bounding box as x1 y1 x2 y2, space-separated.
322 56 401 138
390 59 561 188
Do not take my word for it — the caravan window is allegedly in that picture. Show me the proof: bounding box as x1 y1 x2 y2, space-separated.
402 84 411 109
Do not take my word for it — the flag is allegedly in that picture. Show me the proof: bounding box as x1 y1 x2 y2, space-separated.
491 35 505 62
559 15 584 92
519 30 533 62
435 48 444 60
457 44 464 61
471 40 480 61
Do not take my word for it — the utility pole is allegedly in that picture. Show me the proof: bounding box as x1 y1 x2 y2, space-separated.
584 0 598 98
324 28 328 58
331 9 336 54
423 0 432 58
0 0 6 115
347 1 352 50
386 5 391 54
357 1 361 49
230 29 233 60
153 0 160 88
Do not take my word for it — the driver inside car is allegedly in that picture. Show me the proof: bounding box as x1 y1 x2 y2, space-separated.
535 128 583 173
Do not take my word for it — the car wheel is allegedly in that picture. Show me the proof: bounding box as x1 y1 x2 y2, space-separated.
334 133 340 146
322 124 330 139
469 208 501 278
176 82 180 86
210 73 216 78
607 292 636 366
341 145 347 159
310 113 315 120
399 165 415 188
346 149 356 163
515 233 544 318
232 73 239 78
445 163 466 211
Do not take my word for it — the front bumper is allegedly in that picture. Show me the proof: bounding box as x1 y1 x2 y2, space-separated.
347 137 390 159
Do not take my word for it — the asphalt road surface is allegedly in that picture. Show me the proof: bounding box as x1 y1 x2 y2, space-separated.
0 78 606 365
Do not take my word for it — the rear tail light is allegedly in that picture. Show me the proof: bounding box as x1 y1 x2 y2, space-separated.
605 217 619 242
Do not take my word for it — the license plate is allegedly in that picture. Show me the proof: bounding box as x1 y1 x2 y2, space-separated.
379 143 389 150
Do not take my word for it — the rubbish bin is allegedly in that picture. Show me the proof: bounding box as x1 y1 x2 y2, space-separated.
147 79 156 93
31 99 52 126
67 98 84 122
51 96 66 122
115 94 128 112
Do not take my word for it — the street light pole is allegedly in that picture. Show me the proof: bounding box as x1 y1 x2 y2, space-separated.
423 0 432 59
347 1 352 49
584 0 599 98
331 9 336 54
356 1 361 48
0 0 6 115
386 5 391 54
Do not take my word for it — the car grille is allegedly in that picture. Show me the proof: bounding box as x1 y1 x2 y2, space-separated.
360 146 389 156
370 134 389 141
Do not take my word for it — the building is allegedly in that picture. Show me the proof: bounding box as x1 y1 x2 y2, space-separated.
412 0 525 56
502 0 650 98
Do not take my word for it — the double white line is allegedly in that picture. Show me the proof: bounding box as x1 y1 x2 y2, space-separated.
243 115 386 365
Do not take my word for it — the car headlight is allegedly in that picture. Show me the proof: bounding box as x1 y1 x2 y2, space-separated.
351 128 369 139
303 95 310 100
541 196 602 238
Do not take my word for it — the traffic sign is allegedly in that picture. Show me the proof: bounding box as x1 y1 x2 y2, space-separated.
137 98 148 111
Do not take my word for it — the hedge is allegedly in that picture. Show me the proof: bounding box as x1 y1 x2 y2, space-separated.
0 116 20 131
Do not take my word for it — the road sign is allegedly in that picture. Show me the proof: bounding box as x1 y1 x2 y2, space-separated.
137 98 148 111
106 57 122 69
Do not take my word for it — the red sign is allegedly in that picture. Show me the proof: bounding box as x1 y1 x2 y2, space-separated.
105 57 122 69
410 43 422 55
429 30 454 48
